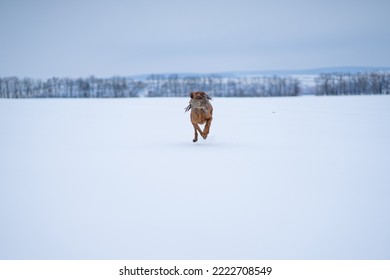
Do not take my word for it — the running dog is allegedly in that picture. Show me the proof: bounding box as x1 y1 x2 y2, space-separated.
184 91 213 142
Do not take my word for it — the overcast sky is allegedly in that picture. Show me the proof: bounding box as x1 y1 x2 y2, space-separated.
1 0 389 78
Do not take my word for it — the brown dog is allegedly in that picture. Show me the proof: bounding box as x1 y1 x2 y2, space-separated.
185 91 213 142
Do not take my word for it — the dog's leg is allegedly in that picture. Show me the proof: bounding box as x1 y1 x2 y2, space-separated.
202 117 213 139
193 127 198 142
192 123 203 142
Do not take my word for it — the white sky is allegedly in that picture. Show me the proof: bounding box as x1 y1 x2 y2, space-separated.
1 0 389 78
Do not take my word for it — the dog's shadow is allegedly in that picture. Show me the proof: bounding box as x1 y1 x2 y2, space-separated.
171 136 239 149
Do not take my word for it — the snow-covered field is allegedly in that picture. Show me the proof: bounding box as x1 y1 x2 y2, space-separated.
1 96 389 259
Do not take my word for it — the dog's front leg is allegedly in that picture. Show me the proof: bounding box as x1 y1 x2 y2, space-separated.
202 117 213 139
192 123 202 142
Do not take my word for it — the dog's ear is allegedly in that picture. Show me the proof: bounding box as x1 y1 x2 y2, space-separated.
205 93 212 100
190 92 194 99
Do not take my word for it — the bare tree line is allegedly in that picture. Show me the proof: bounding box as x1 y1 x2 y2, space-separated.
2 72 389 98
0 76 144 98
146 74 300 97
0 75 300 98
315 72 390 95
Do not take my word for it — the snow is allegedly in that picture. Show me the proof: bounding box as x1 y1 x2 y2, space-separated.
1 96 390 260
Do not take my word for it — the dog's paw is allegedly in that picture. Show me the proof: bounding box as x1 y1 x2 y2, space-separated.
193 138 198 142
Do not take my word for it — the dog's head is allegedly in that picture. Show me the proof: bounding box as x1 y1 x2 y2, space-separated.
190 91 211 100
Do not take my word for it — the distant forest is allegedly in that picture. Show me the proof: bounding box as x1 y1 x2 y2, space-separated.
0 75 300 98
1 72 389 98
314 72 390 95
